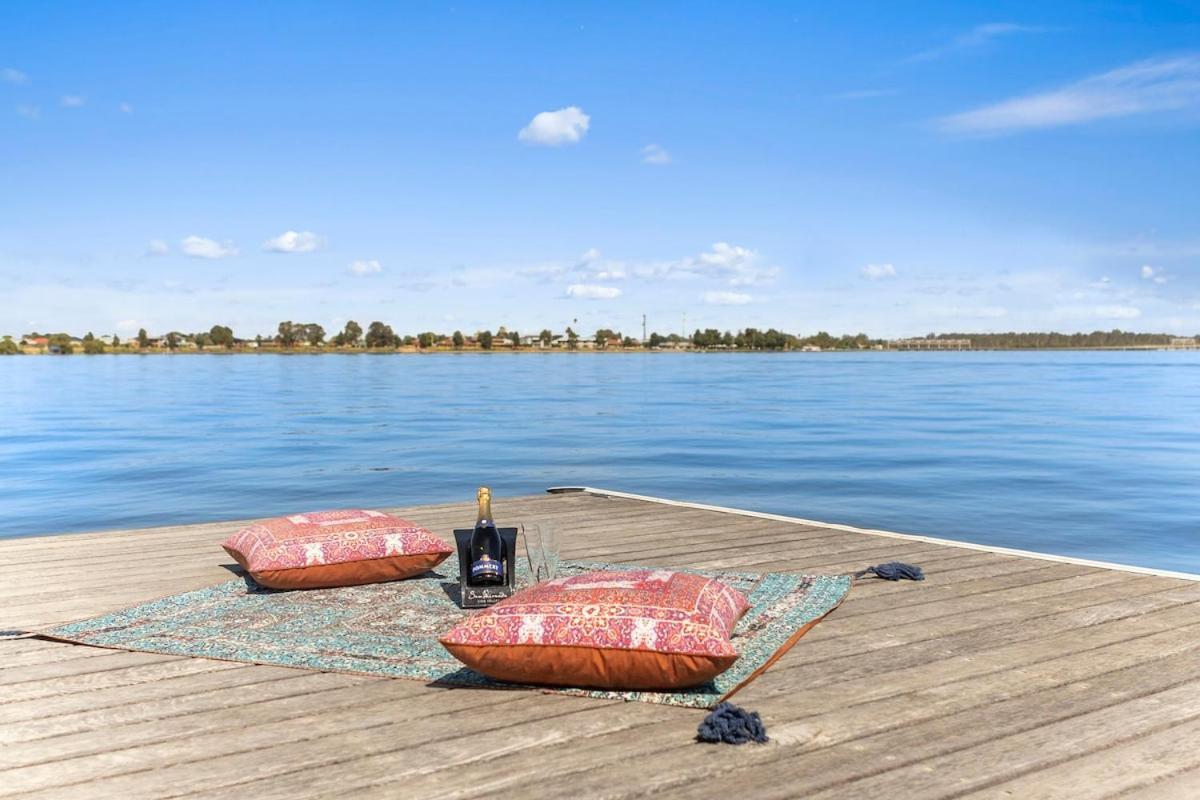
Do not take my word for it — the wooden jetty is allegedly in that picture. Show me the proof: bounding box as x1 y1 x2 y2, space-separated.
2 487 1200 799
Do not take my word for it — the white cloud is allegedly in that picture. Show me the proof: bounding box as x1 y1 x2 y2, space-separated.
15 105 39 119
517 248 626 283
861 263 898 280
1140 264 1169 284
1089 276 1113 289
695 242 779 286
940 54 1200 134
60 95 86 108
146 239 169 256
180 235 238 259
703 291 753 306
119 102 133 114
116 319 141 331
2 67 29 85
346 259 383 276
641 144 671 165
518 106 590 146
909 23 1044 63
566 284 621 300
264 230 324 253
633 242 780 287
577 248 626 280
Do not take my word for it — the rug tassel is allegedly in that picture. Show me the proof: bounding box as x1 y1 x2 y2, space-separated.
853 561 925 581
697 701 769 745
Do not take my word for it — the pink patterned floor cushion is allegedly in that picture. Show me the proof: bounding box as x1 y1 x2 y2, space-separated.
440 569 750 690
222 509 453 589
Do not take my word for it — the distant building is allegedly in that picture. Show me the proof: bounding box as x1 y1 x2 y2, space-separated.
1170 337 1199 349
888 338 972 350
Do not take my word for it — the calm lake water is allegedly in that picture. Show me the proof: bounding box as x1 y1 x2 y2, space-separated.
1 352 1197 573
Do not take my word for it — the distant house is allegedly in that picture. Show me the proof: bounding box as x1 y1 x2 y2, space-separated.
1170 337 1199 349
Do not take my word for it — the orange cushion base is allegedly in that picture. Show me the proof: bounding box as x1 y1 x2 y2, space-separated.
224 548 449 590
440 642 738 691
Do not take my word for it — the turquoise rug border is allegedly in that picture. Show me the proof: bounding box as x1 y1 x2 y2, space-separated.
44 561 851 709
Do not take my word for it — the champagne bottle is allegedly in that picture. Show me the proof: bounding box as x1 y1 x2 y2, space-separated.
469 487 504 586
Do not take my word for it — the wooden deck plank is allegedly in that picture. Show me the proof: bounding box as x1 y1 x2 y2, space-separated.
7 695 635 800
0 662 323 727
432 612 1200 800
959 715 1200 799
1115 765 1200 799
0 490 1197 799
186 699 678 800
0 669 355 745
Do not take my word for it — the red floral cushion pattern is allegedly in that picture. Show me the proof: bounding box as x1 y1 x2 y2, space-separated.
222 509 453 590
440 569 750 690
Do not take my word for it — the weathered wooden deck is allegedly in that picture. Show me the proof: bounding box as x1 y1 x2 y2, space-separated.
3 488 1200 799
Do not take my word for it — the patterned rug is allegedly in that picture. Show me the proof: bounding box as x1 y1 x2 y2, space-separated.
43 561 850 709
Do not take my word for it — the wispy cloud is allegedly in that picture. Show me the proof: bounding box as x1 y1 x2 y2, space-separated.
15 104 39 119
119 102 133 114
347 259 383 276
1140 264 1169 284
566 284 621 300
518 106 590 146
180 235 238 259
2 67 29 85
641 143 671 165
576 248 626 280
861 263 897 280
145 239 169 257
639 242 779 287
703 291 752 306
940 55 1200 135
60 95 86 108
517 243 780 292
908 22 1044 63
264 230 324 253
518 248 626 284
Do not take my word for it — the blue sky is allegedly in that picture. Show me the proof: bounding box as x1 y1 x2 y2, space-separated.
2 1 1198 339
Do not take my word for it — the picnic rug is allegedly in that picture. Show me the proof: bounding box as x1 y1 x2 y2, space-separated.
42 561 851 709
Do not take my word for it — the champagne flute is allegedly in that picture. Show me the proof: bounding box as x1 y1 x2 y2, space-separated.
539 522 560 581
521 522 561 583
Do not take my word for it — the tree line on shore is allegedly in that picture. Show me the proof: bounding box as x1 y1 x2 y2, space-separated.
2 324 1192 355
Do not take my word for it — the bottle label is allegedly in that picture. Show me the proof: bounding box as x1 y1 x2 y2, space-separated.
471 555 503 579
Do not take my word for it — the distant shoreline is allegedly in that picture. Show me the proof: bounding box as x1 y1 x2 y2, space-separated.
8 345 1199 356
